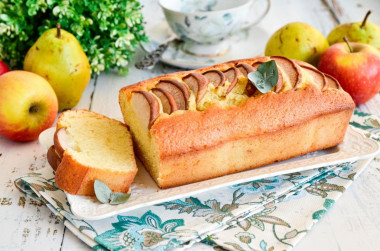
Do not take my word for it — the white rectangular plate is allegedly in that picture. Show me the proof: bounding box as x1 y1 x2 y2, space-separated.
39 126 380 220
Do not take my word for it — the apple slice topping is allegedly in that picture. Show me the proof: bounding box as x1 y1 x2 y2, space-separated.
47 145 61 171
236 63 254 77
131 90 160 128
54 127 78 158
324 73 341 90
156 79 190 110
293 59 317 70
300 65 327 90
182 73 209 104
202 70 226 87
152 87 178 114
223 67 239 95
252 61 266 69
270 56 302 89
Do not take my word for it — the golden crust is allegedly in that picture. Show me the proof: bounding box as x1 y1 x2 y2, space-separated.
119 57 355 189
55 152 137 195
150 85 353 158
156 109 352 188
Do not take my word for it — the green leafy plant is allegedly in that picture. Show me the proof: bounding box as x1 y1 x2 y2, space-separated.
0 0 148 75
94 180 131 205
248 60 279 93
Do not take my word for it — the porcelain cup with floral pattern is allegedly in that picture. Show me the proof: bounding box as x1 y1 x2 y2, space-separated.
159 0 253 57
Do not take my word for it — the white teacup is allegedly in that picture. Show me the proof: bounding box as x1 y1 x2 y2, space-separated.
159 0 254 57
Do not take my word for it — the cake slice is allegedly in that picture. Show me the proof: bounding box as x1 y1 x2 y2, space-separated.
51 110 137 195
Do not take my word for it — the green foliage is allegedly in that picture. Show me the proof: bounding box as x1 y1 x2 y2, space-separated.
0 0 148 75
248 60 279 94
94 180 131 205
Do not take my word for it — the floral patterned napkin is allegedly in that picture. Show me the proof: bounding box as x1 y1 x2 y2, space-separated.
14 110 380 251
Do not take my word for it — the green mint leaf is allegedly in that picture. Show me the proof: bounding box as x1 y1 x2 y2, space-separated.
110 192 131 205
94 180 112 204
248 60 279 94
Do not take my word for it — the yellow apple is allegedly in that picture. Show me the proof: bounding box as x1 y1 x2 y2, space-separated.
0 71 58 141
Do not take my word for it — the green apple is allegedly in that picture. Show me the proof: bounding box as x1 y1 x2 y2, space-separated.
265 22 329 65
0 71 58 141
327 11 380 50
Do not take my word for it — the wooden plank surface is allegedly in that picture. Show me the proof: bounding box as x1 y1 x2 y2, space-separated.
0 0 379 250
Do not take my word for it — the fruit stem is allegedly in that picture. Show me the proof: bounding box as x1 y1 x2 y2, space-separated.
361 10 371 28
56 23 61 38
343 37 353 53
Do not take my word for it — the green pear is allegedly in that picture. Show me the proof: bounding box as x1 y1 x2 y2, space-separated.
265 22 329 65
24 24 91 111
327 11 380 50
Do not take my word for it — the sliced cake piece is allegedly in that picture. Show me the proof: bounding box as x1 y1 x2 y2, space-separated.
203 70 226 87
182 73 209 104
53 109 137 196
152 87 178 114
156 79 190 110
47 145 61 171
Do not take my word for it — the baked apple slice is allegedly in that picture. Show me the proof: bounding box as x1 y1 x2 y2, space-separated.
182 73 209 104
300 65 327 90
152 87 178 114
236 63 254 77
223 67 239 95
293 59 317 70
47 145 61 171
270 56 302 89
156 79 190 110
54 127 78 158
131 90 160 128
252 61 266 69
324 73 341 90
203 70 226 87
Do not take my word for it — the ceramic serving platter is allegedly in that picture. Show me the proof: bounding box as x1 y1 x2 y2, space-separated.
39 126 380 220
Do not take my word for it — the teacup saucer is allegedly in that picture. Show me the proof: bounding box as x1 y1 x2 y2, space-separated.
141 21 269 69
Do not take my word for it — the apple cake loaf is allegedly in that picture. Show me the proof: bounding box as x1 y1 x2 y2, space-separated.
48 110 137 195
119 56 355 189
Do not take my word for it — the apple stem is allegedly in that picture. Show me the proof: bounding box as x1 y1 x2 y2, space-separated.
343 37 353 53
29 105 39 114
361 10 371 28
56 23 61 38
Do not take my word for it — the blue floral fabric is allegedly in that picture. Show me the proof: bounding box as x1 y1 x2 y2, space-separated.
15 110 380 250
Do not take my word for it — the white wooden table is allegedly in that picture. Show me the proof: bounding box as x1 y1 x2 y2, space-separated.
1 0 380 250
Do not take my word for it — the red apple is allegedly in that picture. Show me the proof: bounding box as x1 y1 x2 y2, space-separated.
318 42 380 105
0 71 58 141
0 60 9 76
